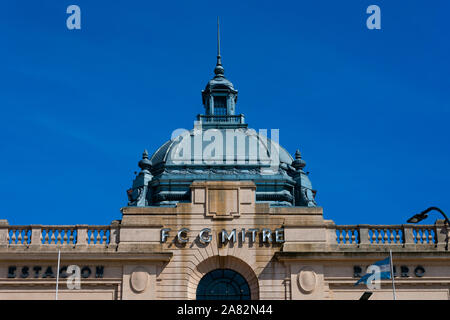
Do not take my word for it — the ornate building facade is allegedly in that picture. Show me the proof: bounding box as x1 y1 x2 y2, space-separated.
0 41 449 300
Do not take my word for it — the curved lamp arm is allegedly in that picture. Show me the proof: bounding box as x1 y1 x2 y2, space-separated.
407 206 449 225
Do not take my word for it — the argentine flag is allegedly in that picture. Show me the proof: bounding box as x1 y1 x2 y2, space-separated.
354 257 392 286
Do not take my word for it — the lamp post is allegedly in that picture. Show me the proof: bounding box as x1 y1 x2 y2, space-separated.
406 207 449 225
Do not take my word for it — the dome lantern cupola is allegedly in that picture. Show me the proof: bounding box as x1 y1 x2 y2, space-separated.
199 18 245 128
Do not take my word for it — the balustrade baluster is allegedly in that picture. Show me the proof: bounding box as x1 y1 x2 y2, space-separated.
415 229 420 243
89 230 95 244
69 229 74 244
370 229 375 243
422 229 427 244
24 229 29 244
428 228 434 244
63 229 68 245
57 229 62 244
376 229 382 243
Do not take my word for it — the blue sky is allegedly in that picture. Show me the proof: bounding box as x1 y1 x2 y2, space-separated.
0 0 448 226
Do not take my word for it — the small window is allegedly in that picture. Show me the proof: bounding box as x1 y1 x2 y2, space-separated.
214 96 227 115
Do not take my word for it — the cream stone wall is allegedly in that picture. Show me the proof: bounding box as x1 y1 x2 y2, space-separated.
0 181 449 300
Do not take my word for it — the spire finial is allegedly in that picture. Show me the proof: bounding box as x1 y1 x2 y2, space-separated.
217 16 221 59
138 149 152 172
292 149 306 170
214 17 225 76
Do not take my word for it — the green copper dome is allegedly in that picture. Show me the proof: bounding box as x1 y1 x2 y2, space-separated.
150 128 293 168
126 21 317 208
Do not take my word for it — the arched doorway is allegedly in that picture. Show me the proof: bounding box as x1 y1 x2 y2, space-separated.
196 269 251 300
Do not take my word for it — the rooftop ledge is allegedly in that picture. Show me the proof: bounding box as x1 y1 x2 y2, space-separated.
0 219 447 252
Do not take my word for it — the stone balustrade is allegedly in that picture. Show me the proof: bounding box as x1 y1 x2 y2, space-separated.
0 220 119 248
0 218 448 251
335 222 448 249
7 226 32 245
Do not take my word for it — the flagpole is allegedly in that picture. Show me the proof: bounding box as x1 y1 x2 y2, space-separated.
389 250 396 300
55 248 61 300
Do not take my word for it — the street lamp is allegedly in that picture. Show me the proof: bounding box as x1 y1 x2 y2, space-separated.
406 207 449 225
407 206 449 251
